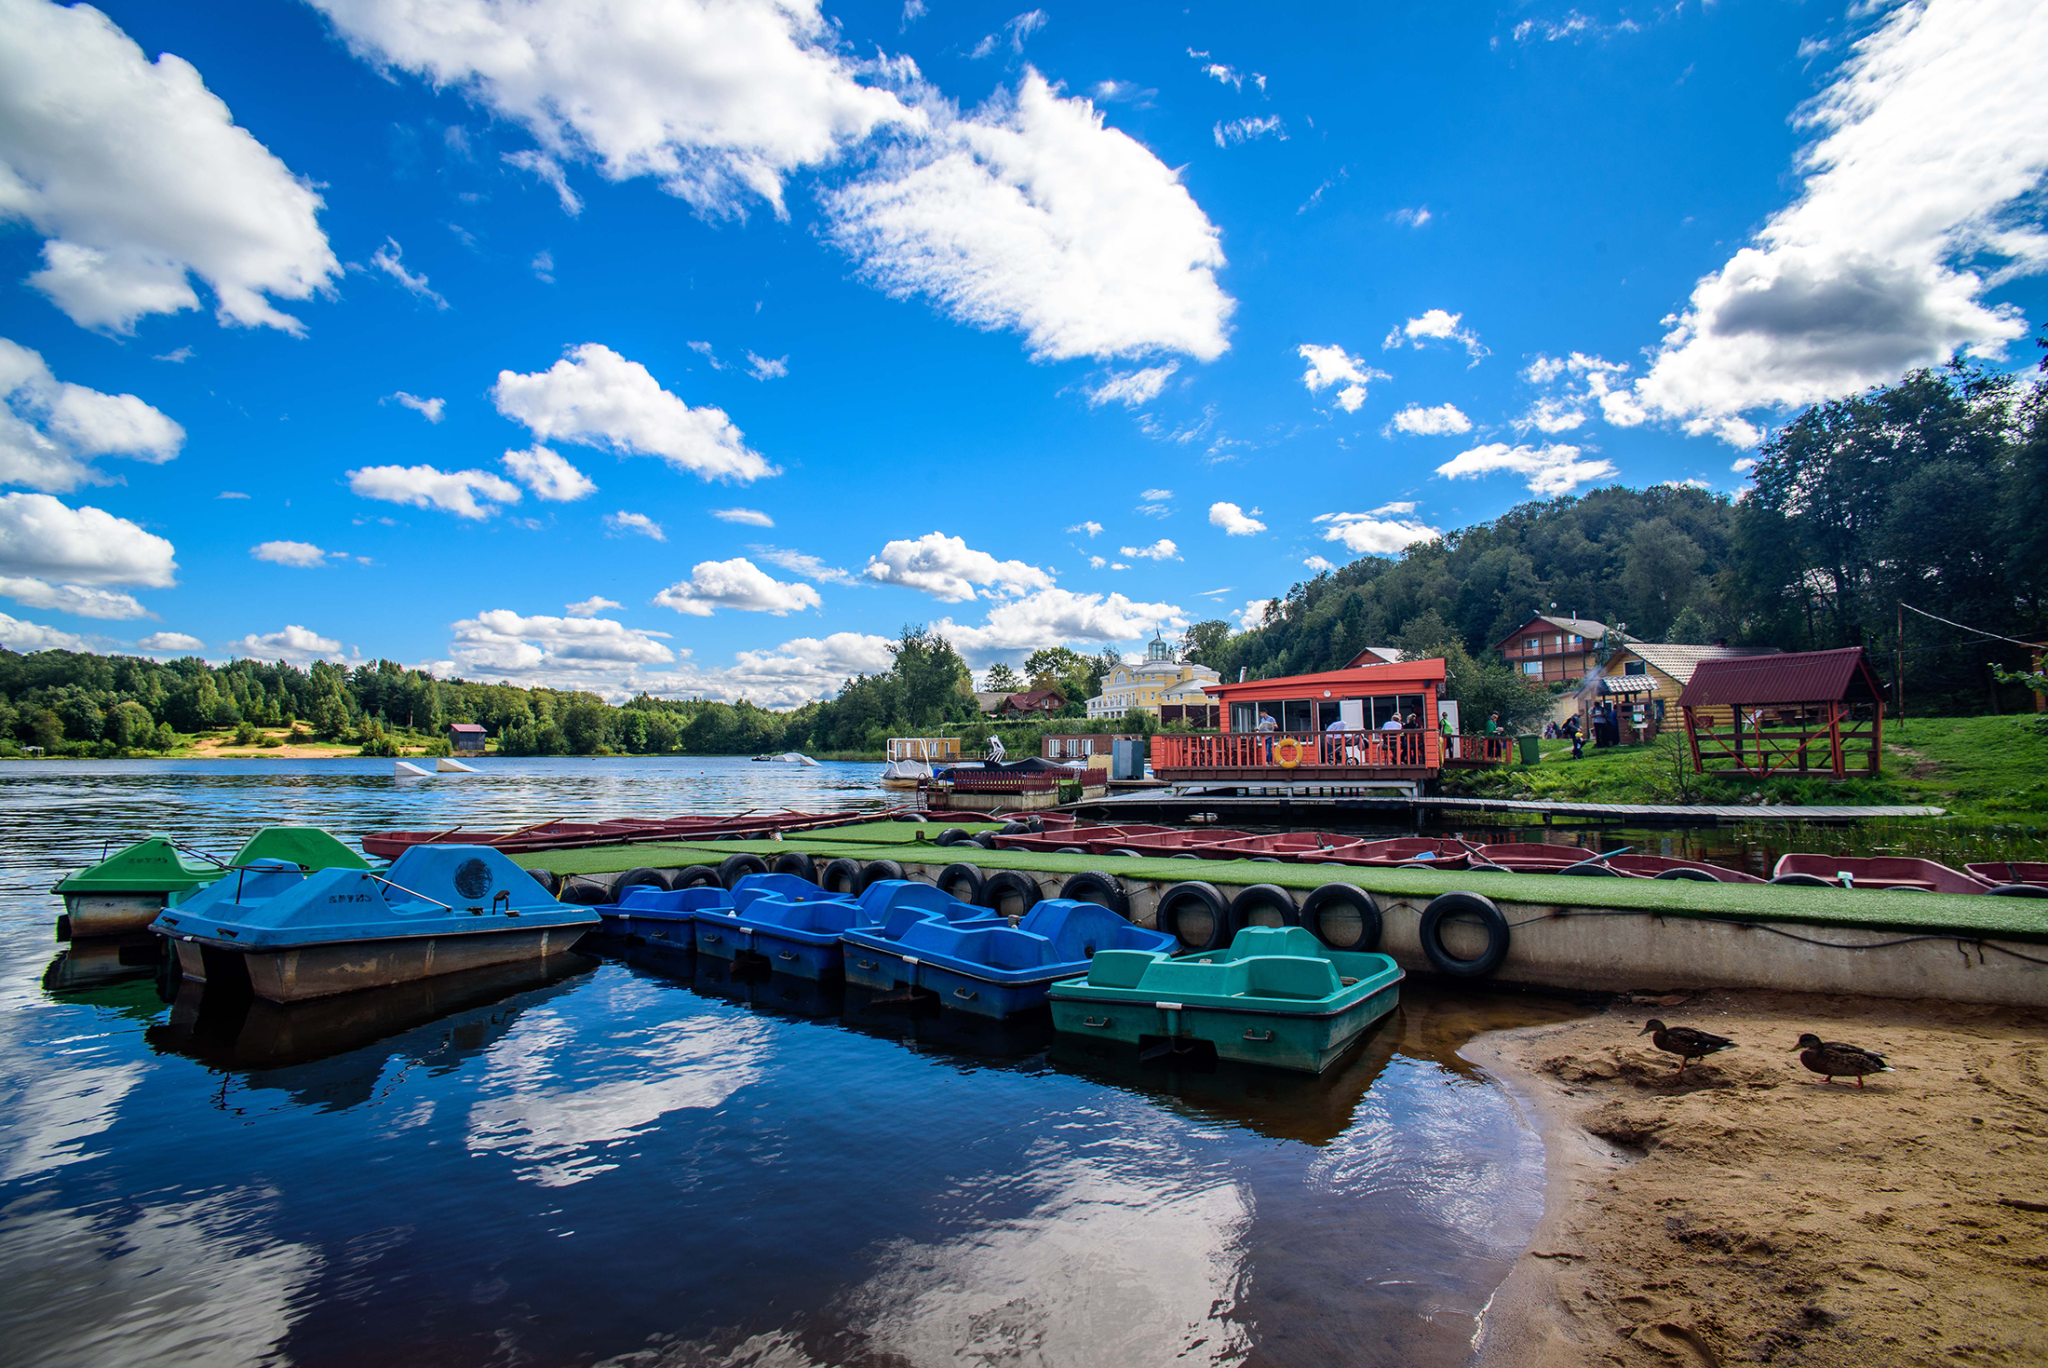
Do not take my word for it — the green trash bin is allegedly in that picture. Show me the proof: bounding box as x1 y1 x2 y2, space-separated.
1516 733 1541 765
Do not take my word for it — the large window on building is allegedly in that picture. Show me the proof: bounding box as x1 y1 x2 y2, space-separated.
1281 699 1314 732
1523 636 1541 651
1523 661 1543 676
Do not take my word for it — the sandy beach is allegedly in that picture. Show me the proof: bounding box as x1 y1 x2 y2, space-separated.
1468 989 2048 1366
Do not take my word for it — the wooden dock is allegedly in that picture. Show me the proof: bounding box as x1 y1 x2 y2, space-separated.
1071 789 1946 825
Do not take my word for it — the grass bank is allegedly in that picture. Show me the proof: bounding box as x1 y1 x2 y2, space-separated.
1441 714 2048 823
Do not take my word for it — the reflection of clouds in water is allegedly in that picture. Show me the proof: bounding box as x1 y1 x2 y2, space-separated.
466 1001 771 1187
0 1188 320 1367
592 1114 1253 1368
1305 1057 1542 1259
0 1061 142 1182
849 1154 1251 1367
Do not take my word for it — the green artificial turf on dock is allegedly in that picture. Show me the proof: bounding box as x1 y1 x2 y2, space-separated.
512 820 2048 942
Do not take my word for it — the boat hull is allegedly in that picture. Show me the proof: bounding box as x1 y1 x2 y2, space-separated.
598 909 698 950
60 891 172 939
1051 982 1400 1074
841 947 1055 1018
171 925 589 1003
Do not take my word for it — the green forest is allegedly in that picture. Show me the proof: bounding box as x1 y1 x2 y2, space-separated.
1 357 2042 759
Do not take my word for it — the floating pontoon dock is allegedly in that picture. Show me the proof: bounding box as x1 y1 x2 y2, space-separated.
1070 789 1947 826
506 819 2047 1009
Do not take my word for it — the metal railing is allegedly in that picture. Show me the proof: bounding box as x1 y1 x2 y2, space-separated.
1149 729 1439 771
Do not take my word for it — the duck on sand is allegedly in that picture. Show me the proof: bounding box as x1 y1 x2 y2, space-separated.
1465 989 2048 1367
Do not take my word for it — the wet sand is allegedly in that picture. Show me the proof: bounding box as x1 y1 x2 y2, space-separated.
1467 989 2048 1366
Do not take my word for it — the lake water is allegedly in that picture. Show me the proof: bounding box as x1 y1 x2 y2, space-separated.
1 757 1587 1367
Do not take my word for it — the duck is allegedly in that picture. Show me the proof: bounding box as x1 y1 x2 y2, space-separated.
1793 1033 1893 1088
1638 1019 1736 1072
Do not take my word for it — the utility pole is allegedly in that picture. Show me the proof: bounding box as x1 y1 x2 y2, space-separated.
1896 601 1905 721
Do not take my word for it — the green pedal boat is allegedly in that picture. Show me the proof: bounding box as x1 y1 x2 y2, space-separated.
1049 926 1403 1073
52 827 373 940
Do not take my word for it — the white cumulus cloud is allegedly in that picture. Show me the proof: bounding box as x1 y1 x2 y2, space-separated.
309 0 917 219
1313 510 1442 556
0 338 184 492
826 71 1234 363
387 391 445 423
1086 363 1179 408
564 596 621 618
1303 554 1336 572
224 624 349 666
347 464 522 519
493 343 776 483
712 507 774 526
604 510 665 540
448 609 675 680
1297 343 1387 413
1233 597 1274 630
1383 309 1487 363
1389 402 1472 436
931 587 1184 663
754 546 858 585
1067 520 1103 537
502 445 597 502
136 630 204 652
0 492 176 621
653 558 821 616
0 610 94 652
1120 538 1180 561
1628 0 2048 441
1207 502 1265 536
251 540 330 567
863 532 1055 602
1435 441 1617 496
0 0 339 332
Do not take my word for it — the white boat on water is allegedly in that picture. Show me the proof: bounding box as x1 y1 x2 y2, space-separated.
881 737 959 790
753 751 819 765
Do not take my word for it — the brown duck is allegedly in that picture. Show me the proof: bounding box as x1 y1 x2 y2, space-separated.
1639 1019 1735 1072
1793 1033 1893 1087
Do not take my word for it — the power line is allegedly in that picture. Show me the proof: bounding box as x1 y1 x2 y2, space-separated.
1898 602 2047 651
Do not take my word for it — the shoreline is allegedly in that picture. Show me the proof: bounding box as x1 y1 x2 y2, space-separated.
1464 988 2048 1365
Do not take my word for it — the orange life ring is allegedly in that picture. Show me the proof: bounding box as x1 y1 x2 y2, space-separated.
1275 736 1304 769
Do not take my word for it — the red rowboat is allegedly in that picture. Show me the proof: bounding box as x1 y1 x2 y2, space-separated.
1772 854 1990 893
1965 861 2048 889
359 808 906 859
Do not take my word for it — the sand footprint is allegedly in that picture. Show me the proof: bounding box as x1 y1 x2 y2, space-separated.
1635 1320 1720 1366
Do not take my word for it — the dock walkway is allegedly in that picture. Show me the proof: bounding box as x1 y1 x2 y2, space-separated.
1072 790 1945 824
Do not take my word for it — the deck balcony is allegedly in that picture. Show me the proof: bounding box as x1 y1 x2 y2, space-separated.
1149 730 1441 784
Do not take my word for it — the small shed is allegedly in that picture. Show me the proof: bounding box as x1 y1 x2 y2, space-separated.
1592 642 1783 744
1677 647 1885 778
448 722 487 755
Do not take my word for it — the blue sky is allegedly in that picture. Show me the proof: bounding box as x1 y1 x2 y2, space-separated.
2 0 2043 705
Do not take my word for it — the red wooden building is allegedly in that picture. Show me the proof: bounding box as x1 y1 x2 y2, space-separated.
1148 658 1447 791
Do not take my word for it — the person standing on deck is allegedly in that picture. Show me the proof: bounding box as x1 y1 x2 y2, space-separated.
1255 709 1278 763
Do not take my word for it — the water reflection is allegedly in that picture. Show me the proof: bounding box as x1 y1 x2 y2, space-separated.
0 759 1595 1368
465 986 776 1188
145 953 596 1084
0 1189 321 1368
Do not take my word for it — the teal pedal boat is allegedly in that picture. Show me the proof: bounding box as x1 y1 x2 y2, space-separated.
151 845 594 1003
1048 926 1404 1073
53 827 373 940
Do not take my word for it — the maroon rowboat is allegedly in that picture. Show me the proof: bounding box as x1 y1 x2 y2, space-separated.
990 824 1179 853
1966 861 2048 889
359 808 904 859
1090 828 1259 857
1772 854 1990 894
1318 838 1473 869
1193 832 1367 862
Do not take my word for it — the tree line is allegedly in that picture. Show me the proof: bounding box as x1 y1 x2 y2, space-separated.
2 355 2040 758
1186 355 2048 717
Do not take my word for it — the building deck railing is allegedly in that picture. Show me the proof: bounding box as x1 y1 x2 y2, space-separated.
1150 730 1441 773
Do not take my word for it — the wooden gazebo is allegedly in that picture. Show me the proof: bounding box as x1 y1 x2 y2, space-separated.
1678 647 1885 778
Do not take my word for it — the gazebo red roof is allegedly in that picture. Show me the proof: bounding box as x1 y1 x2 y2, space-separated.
1678 647 1882 709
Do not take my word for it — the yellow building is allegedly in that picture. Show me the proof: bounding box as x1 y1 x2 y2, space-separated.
1085 635 1221 721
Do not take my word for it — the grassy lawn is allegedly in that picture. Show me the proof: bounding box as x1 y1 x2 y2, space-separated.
1440 713 2048 823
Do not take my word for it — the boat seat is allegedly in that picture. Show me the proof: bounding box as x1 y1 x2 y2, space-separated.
1018 900 1157 961
617 885 731 913
736 896 863 936
1240 955 1344 1001
858 880 991 925
732 872 837 911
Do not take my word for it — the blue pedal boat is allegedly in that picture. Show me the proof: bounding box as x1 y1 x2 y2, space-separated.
1048 926 1404 1074
693 876 982 981
839 899 1177 1020
152 845 597 1003
597 884 735 949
